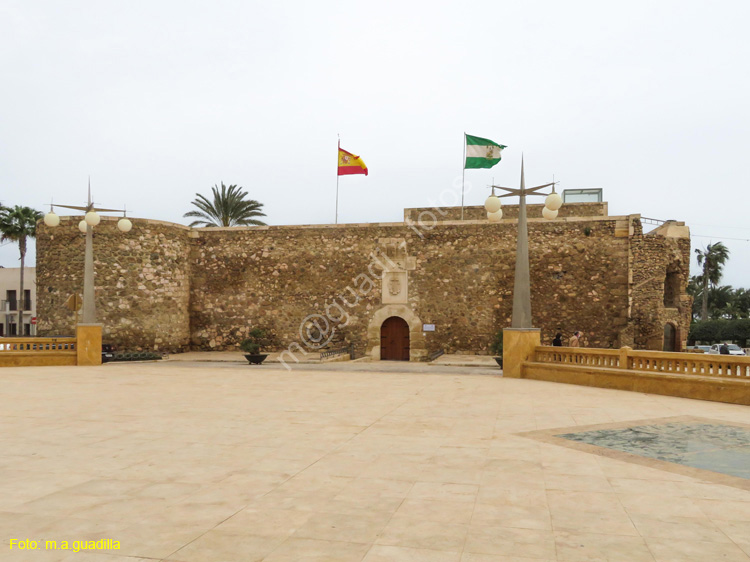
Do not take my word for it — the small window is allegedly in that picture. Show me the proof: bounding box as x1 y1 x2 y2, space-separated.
664 270 681 308
562 188 602 203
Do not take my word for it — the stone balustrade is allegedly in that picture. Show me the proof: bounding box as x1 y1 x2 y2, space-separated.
0 337 77 367
535 345 750 379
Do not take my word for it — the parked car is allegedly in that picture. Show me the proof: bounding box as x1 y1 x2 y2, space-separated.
692 345 711 353
708 344 746 356
102 344 115 363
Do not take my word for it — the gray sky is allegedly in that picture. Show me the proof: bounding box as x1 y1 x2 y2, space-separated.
1 0 749 287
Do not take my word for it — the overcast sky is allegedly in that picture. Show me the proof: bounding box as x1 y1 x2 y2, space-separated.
1 0 749 287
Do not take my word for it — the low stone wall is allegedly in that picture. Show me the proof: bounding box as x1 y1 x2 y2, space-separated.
522 361 750 406
522 346 750 405
404 202 608 222
0 337 77 367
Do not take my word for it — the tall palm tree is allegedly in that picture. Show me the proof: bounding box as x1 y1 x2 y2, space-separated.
0 205 44 333
184 183 266 227
695 241 730 321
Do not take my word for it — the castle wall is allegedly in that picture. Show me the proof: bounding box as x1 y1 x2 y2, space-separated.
183 214 637 353
35 207 692 355
406 202 608 222
36 217 191 351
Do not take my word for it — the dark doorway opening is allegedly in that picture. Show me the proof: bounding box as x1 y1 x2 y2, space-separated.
663 323 677 352
380 316 410 361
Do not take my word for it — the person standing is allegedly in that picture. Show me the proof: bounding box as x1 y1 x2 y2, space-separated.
569 331 581 347
552 333 563 346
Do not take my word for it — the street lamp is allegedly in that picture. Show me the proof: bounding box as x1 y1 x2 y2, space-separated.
485 158 562 377
484 157 561 329
44 188 131 325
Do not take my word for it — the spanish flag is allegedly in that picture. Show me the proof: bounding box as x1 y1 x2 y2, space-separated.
338 146 368 176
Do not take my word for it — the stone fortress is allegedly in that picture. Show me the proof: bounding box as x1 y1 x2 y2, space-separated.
36 199 692 360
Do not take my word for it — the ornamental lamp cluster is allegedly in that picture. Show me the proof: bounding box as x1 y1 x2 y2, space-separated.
484 186 563 223
44 208 132 233
42 189 132 325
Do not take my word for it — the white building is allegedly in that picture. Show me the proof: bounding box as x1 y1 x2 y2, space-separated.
0 267 36 337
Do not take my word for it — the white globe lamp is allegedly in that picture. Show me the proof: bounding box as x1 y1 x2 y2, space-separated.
43 212 60 227
78 220 88 233
484 195 502 214
487 209 503 223
542 207 558 220
117 218 132 232
84 211 100 226
545 192 563 211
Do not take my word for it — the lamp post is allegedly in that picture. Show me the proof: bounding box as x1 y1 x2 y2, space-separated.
43 188 131 365
485 158 562 375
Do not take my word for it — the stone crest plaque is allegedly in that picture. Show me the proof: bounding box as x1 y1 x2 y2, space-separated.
382 271 407 304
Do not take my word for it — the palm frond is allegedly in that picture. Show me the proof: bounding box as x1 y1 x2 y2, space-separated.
184 182 267 227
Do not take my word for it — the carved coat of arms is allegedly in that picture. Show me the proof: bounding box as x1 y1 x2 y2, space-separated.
388 277 401 296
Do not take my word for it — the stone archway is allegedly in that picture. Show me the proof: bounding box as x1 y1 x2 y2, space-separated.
367 305 427 361
380 316 410 361
663 322 678 352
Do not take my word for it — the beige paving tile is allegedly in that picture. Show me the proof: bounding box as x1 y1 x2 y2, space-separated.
711 519 750 545
461 555 555 562
464 526 556 559
554 530 655 561
644 536 750 561
544 472 614 492
213 507 314 537
695 498 750 521
630 514 732 542
471 502 552 530
550 507 640 536
617 493 705 518
335 477 415 500
165 529 284 561
11 492 111 518
394 498 475 524
260 537 371 561
546 490 624 512
477 485 548 506
364 545 461 561
109 522 209 559
376 514 468 551
407 482 478 503
291 510 393 543
3 363 750 562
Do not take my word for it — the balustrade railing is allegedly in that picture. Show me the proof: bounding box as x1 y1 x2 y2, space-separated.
0 337 76 353
535 347 620 368
534 346 750 379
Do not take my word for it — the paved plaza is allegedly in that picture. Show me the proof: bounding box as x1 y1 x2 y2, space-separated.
1 361 750 561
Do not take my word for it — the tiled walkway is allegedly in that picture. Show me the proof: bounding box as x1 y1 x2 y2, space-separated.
1 361 749 561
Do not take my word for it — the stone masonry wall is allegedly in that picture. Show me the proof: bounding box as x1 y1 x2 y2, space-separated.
629 222 693 350
36 217 191 352
187 215 634 354
405 202 607 222
35 207 692 355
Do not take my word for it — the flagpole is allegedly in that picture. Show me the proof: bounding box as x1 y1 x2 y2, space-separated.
461 133 466 221
335 136 340 225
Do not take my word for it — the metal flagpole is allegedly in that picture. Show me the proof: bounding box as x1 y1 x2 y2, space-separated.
461 133 466 221
335 136 340 224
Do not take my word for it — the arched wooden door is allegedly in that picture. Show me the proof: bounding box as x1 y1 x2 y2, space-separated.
663 323 677 352
380 316 410 361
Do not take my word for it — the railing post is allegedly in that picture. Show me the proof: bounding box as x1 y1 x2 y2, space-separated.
619 346 632 370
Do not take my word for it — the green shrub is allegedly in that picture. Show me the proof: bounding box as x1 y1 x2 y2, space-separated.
689 319 750 346
490 330 503 356
240 328 268 355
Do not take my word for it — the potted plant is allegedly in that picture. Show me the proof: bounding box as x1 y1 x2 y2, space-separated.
240 328 269 365
490 330 503 368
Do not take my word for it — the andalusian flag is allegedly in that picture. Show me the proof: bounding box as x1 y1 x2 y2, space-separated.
465 134 506 169
338 147 368 176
